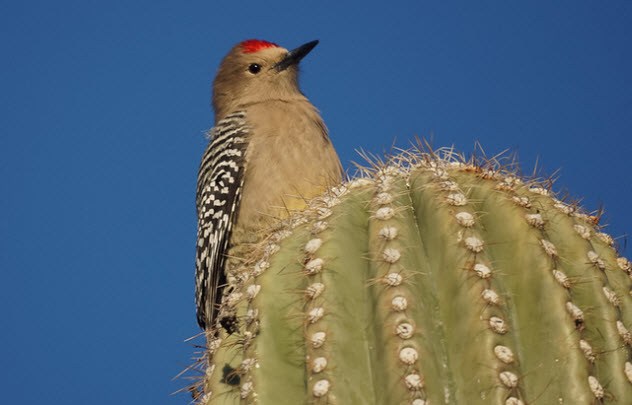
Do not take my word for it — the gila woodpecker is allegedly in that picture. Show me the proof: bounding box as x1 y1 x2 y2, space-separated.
195 39 342 331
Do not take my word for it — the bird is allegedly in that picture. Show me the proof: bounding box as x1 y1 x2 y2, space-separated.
195 39 342 331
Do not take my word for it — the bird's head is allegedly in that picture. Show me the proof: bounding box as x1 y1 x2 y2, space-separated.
212 39 319 119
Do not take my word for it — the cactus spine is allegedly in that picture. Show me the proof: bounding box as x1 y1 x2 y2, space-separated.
193 149 632 405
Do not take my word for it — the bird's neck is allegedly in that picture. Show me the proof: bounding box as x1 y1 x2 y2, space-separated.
214 94 311 123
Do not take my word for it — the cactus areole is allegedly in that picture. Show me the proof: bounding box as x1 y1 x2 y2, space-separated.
189 148 632 405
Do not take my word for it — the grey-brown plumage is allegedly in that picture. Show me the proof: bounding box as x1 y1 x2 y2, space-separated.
196 39 342 331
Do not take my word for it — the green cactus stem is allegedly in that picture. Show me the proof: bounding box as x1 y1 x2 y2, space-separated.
191 147 632 405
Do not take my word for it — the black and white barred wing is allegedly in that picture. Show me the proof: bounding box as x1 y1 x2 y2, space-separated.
195 111 248 330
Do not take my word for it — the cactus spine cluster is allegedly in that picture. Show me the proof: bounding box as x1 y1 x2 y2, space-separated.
192 148 632 405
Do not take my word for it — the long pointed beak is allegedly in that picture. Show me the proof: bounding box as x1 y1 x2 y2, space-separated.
274 40 319 71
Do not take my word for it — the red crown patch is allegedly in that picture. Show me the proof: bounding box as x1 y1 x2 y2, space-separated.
240 39 279 53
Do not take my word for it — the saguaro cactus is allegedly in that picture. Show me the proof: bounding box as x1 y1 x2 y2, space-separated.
192 148 632 404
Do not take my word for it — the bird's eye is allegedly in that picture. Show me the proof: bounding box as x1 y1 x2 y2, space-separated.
248 63 262 74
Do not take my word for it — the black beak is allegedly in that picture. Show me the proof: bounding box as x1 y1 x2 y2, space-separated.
274 40 319 71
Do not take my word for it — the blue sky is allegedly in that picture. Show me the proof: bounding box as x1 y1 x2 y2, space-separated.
1 1 631 404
